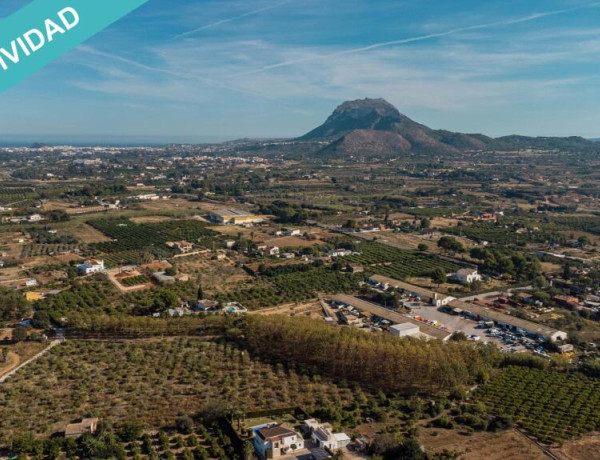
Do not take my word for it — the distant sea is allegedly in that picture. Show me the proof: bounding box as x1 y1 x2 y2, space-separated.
0 134 238 147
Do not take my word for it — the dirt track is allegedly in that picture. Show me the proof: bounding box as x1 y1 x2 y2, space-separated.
0 351 20 379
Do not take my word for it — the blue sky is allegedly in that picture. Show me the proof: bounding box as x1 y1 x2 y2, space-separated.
1 0 600 143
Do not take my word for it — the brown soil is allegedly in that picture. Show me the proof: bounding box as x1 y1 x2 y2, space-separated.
67 223 112 243
419 427 547 459
552 433 600 460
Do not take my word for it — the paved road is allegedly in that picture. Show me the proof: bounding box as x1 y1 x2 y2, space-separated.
0 339 62 384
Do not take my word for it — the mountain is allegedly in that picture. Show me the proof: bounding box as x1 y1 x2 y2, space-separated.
497 135 597 152
299 98 599 156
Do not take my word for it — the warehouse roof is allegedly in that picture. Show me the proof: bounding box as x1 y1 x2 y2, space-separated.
330 294 451 341
369 275 454 302
211 209 257 218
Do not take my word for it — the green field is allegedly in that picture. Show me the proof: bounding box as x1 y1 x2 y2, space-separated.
218 266 363 309
477 366 600 443
86 218 219 265
120 275 151 287
342 241 461 279
0 187 38 206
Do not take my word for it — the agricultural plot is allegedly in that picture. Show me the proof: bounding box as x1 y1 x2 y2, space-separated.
86 218 221 266
120 275 151 287
0 187 38 205
0 338 357 447
21 243 83 258
102 250 151 268
399 207 462 218
36 281 117 320
218 266 363 309
174 255 251 293
477 366 600 444
342 241 460 279
511 215 600 234
445 223 553 245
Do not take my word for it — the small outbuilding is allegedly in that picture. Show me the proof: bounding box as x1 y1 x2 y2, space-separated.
390 323 420 338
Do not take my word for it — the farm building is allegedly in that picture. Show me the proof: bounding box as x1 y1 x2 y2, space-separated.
166 240 194 253
25 292 44 302
347 264 364 273
209 209 264 225
390 323 420 338
78 259 105 276
452 268 482 284
369 275 455 307
64 418 99 439
304 419 351 450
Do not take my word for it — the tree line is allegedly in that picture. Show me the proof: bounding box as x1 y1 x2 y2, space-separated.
243 315 500 394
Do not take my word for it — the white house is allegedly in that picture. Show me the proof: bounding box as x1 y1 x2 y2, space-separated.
453 268 482 284
304 419 351 451
78 259 105 275
390 323 420 338
28 214 44 223
253 424 304 459
329 249 352 258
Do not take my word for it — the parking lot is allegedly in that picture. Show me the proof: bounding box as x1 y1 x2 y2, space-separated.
408 305 507 347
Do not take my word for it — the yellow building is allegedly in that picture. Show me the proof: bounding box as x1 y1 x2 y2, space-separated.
209 210 264 225
25 292 44 302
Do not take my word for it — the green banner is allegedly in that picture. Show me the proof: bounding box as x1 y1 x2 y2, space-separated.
0 0 149 93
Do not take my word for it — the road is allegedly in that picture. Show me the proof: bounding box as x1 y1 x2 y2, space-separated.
0 339 62 384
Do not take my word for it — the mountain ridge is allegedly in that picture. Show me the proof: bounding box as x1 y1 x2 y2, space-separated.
298 98 598 156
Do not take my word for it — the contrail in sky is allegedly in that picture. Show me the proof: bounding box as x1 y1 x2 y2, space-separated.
173 0 294 40
237 1 600 77
77 45 293 105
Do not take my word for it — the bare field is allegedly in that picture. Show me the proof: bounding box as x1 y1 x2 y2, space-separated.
139 198 234 215
209 225 270 238
172 254 251 294
377 231 476 252
67 223 112 243
419 427 546 459
129 216 173 224
20 254 82 270
263 236 323 248
250 300 323 319
64 206 111 215
552 433 600 460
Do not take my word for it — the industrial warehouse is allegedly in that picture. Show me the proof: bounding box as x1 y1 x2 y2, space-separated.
329 294 452 341
208 209 265 225
368 276 567 343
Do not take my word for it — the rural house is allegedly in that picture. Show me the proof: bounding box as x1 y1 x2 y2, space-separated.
253 424 304 459
453 268 482 284
304 419 351 450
